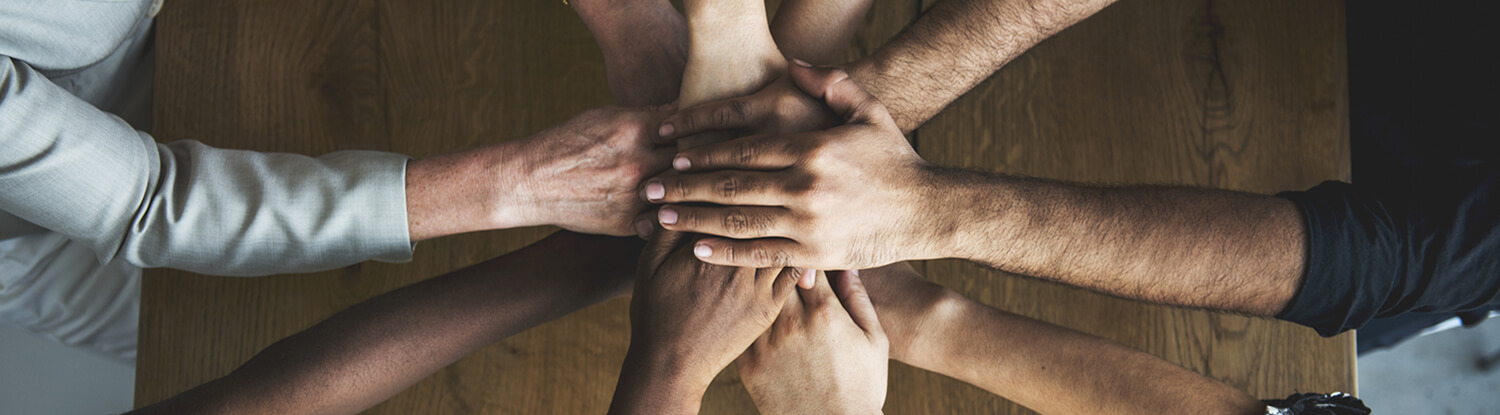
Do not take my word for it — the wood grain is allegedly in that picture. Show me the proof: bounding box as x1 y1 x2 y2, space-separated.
903 0 1354 413
141 0 1353 413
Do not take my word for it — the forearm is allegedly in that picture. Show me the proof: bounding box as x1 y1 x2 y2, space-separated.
847 0 1116 132
770 0 873 64
928 168 1306 316
679 0 785 110
861 264 1261 415
132 232 639 415
607 347 711 415
405 143 524 242
916 291 1264 414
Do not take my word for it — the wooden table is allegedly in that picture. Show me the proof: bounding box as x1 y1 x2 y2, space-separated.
138 0 1355 413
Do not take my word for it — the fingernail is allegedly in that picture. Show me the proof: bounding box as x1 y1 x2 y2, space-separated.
659 123 675 137
673 157 691 171
791 58 812 68
659 208 678 225
645 182 665 200
694 243 713 258
635 218 654 238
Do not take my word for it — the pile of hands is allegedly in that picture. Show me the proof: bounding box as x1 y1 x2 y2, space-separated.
512 62 942 413
614 65 944 414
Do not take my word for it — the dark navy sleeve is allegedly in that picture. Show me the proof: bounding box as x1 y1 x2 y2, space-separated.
1274 163 1500 336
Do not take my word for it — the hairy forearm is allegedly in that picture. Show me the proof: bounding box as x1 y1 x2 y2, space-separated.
928 168 1306 316
132 232 639 415
861 264 1262 415
770 0 874 65
848 0 1117 132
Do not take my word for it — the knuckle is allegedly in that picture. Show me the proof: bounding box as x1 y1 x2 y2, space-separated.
804 144 831 165
720 243 737 264
712 105 738 127
620 161 646 180
721 208 764 235
773 249 793 267
784 174 814 197
717 173 752 199
672 178 691 200
730 100 754 123
753 247 792 268
750 248 776 267
771 94 800 116
679 208 700 229
809 300 837 317
734 139 762 164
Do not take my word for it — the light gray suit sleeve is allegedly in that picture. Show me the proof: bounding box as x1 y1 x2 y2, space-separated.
1 56 414 277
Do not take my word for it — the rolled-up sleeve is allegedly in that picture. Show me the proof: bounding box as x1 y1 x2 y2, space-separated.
2 56 412 276
1275 165 1500 336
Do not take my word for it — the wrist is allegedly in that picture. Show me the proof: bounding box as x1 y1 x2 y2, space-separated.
405 146 529 241
610 345 712 415
683 3 777 51
683 0 766 24
891 286 969 372
910 165 971 261
473 141 545 230
846 55 883 92
920 167 1023 263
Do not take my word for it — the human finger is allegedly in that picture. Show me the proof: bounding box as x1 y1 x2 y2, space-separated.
633 208 661 240
657 205 796 239
787 62 895 128
670 133 802 173
768 267 805 311
642 146 677 174
800 269 837 313
657 96 767 143
691 237 804 268
635 228 686 282
832 270 884 336
642 171 794 205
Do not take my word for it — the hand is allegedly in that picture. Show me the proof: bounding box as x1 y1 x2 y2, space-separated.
497 105 675 236
738 270 889 415
640 63 940 269
608 232 805 414
656 72 838 143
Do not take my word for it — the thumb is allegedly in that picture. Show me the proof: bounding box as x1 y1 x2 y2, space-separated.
831 270 884 336
788 60 891 126
636 228 687 281
769 267 807 308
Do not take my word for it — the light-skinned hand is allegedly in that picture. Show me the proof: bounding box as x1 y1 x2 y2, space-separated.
738 269 889 415
655 72 838 142
640 63 942 269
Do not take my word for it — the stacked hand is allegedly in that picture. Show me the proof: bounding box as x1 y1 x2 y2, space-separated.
609 231 805 414
494 105 677 236
642 63 941 270
738 270 889 415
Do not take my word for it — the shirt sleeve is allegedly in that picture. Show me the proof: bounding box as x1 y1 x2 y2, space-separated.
1274 163 1500 336
1 56 413 277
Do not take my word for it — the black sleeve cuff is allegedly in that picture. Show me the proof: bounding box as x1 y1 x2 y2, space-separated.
1275 181 1402 337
